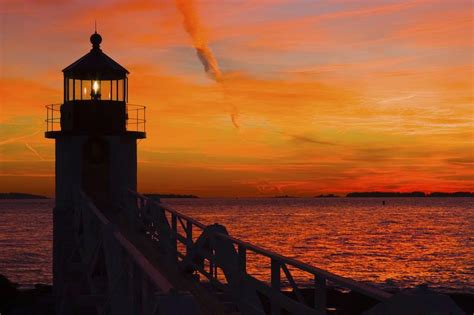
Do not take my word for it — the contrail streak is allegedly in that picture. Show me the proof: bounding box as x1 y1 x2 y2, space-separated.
0 130 40 146
24 142 44 161
175 0 221 81
175 0 239 129
230 109 240 129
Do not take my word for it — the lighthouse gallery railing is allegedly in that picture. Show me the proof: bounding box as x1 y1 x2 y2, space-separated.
45 104 61 132
45 103 146 133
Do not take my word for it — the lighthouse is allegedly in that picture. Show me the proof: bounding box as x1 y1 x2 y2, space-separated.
45 31 146 302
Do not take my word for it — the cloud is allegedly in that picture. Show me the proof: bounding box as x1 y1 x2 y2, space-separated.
389 8 473 47
289 134 336 146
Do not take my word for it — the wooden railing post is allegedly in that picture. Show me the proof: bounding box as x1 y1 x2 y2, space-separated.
315 276 327 314
238 244 246 274
209 249 215 279
186 221 193 255
171 213 178 262
213 258 218 280
271 258 281 315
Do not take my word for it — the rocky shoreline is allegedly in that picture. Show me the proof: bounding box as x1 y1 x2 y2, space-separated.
285 287 474 314
0 275 53 315
1 274 473 314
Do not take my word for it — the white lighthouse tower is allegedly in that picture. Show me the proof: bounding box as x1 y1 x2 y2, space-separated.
45 31 146 308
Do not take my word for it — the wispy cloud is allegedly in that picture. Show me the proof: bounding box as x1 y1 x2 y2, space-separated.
0 131 40 146
24 142 44 160
289 134 336 146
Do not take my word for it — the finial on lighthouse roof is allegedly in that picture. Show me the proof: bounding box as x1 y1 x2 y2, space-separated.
90 21 102 49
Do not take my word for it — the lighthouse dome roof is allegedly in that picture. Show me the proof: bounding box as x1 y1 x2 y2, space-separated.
62 32 129 80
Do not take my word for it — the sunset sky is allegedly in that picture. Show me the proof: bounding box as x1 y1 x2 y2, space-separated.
0 0 472 197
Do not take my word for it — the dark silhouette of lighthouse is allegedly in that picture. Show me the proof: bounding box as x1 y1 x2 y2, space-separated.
45 31 146 304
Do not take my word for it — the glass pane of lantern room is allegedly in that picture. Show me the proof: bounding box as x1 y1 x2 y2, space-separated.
68 79 74 101
82 80 91 100
101 80 111 100
117 79 124 101
74 80 81 100
111 80 117 100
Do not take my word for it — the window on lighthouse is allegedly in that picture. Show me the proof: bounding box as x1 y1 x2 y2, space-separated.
117 79 124 101
68 79 74 101
101 80 111 100
66 79 126 101
82 80 91 100
74 80 81 100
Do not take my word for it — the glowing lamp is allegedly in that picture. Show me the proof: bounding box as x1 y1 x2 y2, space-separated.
91 80 101 99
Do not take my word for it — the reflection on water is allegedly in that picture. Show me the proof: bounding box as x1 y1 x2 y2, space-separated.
0 198 472 293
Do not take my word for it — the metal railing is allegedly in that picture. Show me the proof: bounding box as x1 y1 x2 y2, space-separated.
124 190 393 315
45 104 61 132
44 103 146 133
126 104 146 133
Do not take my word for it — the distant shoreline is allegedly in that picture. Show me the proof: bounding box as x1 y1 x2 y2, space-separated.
283 192 473 198
345 192 473 198
144 193 199 199
0 191 472 199
0 193 49 200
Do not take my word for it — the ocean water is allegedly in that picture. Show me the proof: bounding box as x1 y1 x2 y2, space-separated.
0 198 473 293
0 200 53 286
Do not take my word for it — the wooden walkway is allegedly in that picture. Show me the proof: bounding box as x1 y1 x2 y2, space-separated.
59 190 393 314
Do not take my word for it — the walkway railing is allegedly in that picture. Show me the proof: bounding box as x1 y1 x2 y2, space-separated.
124 190 392 315
62 191 198 315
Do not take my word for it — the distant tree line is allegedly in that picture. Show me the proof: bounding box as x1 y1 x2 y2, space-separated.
144 193 199 199
314 194 339 198
345 191 472 198
0 193 49 199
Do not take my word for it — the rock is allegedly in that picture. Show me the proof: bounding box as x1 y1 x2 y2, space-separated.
364 285 464 315
0 275 53 315
0 274 19 312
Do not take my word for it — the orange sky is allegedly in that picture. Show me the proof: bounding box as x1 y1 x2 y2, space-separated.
0 0 473 197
